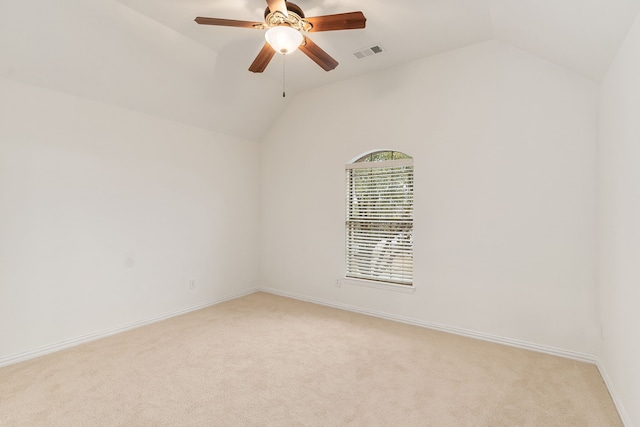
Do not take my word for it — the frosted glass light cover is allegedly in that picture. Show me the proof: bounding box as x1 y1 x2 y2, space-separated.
265 26 304 54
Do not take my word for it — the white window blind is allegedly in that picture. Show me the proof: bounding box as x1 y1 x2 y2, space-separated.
345 156 414 285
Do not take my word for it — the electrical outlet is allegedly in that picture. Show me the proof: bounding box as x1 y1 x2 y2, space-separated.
189 280 196 289
335 278 342 287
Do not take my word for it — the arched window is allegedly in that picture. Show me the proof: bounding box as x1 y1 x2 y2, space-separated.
345 151 413 286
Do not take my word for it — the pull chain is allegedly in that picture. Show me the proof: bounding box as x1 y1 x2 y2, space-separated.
282 54 286 98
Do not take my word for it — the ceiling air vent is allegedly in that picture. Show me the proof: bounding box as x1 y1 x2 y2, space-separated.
353 45 385 59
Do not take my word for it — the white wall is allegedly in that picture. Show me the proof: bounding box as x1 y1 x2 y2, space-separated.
0 77 260 362
598 11 640 427
260 40 599 357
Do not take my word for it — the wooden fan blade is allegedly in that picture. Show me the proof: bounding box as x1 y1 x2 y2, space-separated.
195 17 263 28
249 43 277 73
299 37 338 71
266 0 288 17
306 12 366 32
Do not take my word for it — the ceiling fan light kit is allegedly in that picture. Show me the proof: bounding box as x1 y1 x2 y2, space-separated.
195 0 366 73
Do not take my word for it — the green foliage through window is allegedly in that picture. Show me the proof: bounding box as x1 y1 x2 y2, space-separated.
355 151 412 163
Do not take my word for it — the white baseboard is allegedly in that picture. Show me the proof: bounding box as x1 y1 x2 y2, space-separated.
2 285 598 367
597 361 631 427
0 287 258 368
257 286 598 364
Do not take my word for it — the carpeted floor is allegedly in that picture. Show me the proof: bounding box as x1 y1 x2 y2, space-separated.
0 292 622 426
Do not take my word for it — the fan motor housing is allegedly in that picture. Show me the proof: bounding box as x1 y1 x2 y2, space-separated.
264 2 305 19
263 2 311 32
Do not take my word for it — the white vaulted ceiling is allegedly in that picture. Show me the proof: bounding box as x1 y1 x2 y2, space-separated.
2 0 639 140
488 0 640 82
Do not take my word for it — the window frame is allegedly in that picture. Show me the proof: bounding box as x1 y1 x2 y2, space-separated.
344 150 414 292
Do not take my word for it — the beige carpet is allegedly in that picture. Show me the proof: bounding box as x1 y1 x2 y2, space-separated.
0 292 622 426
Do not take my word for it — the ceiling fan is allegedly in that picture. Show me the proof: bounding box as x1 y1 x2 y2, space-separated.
195 0 366 73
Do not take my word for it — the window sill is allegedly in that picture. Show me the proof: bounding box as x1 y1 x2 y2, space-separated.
340 277 416 294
